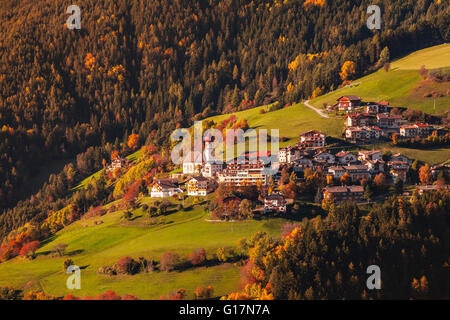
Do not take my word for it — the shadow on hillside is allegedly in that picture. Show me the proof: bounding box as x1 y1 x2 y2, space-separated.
174 257 242 273
39 234 58 246
67 249 84 256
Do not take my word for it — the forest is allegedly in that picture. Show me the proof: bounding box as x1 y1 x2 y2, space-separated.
0 1 448 242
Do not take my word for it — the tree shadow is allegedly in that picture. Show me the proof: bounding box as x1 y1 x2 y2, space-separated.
67 249 84 256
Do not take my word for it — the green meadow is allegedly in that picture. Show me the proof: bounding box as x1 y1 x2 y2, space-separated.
310 44 450 114
0 196 297 299
205 102 343 147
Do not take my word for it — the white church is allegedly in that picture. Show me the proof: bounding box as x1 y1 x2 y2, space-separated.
182 135 223 177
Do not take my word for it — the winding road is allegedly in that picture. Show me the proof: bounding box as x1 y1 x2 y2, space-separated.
303 100 330 118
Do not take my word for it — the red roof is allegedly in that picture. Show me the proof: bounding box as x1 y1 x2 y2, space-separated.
415 123 432 128
377 113 402 119
337 95 361 101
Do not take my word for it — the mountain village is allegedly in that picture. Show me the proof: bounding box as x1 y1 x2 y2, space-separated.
120 95 450 215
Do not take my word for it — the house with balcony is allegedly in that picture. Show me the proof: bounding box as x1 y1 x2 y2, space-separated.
376 113 404 128
345 113 374 127
298 130 326 148
365 101 389 114
336 95 362 111
150 179 183 198
186 176 213 196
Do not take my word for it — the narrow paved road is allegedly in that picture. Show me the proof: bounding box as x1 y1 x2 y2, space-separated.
303 100 330 118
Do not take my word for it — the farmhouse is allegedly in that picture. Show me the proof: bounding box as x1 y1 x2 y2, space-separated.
323 185 365 203
346 126 382 141
336 95 362 111
335 151 357 164
298 130 326 147
264 194 287 213
365 101 389 114
345 113 374 127
358 150 382 161
363 159 385 173
328 166 347 179
106 157 128 173
150 179 182 198
313 151 335 164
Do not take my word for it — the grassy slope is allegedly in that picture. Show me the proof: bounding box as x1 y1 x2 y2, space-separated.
206 103 344 147
310 44 450 114
0 196 296 299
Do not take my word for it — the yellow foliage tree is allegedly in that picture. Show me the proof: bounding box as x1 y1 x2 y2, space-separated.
339 61 356 81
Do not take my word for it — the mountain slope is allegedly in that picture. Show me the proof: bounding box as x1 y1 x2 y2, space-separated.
309 44 450 113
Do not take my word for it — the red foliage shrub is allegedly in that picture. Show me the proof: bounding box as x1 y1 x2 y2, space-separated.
115 256 140 275
160 251 180 272
121 294 140 300
188 248 207 266
19 240 40 258
95 290 122 300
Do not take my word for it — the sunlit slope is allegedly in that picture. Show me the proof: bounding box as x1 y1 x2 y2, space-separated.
310 44 450 113
0 197 291 299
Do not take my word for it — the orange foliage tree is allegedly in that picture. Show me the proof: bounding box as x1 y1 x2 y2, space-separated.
127 134 140 150
339 61 356 81
419 164 432 185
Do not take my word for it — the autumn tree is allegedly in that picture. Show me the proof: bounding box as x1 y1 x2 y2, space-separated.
188 248 207 266
127 134 140 150
239 199 254 219
194 286 214 299
19 241 40 259
339 61 356 81
419 164 432 185
160 252 180 272
340 172 351 185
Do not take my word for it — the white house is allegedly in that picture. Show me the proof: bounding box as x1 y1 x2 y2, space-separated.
335 151 357 164
314 151 335 164
186 176 211 196
150 180 182 198
358 150 382 161
264 194 287 213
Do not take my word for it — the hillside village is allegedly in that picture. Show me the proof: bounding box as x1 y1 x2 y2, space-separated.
140 95 449 216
